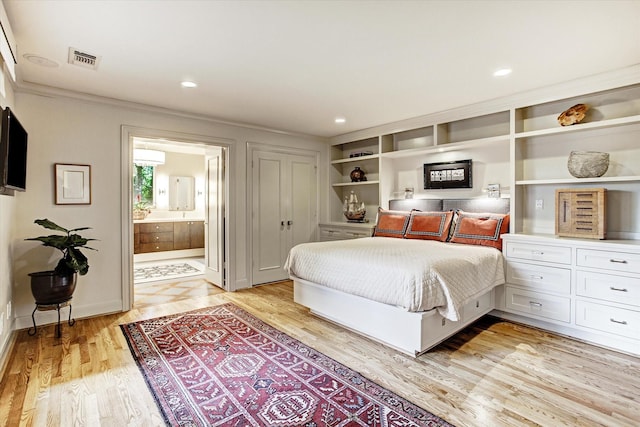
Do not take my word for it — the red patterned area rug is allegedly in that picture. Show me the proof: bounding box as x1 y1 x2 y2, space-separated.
121 303 454 426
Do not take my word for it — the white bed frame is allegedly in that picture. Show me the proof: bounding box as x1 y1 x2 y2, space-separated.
293 198 510 356
293 276 496 356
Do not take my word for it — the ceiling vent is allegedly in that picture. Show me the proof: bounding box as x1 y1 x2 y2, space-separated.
68 47 101 70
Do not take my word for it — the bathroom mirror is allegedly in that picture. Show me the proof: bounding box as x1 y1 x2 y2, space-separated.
168 176 195 211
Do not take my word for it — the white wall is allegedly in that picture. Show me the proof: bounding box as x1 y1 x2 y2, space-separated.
10 91 327 332
0 62 16 359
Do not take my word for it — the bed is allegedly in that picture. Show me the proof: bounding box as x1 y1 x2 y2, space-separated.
286 198 510 356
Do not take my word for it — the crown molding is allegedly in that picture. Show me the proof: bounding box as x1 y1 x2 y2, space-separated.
14 79 327 142
330 64 640 145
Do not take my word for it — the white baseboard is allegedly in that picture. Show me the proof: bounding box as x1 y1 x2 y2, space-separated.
15 299 124 330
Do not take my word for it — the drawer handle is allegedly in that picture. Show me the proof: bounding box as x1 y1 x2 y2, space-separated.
529 301 542 307
155 236 159 240
609 286 629 292
532 250 544 256
609 259 628 264
529 275 544 280
610 318 628 325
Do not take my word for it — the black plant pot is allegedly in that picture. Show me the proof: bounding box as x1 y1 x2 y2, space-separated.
28 271 77 305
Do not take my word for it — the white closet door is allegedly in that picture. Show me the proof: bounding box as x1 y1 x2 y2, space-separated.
288 154 317 249
252 150 317 285
205 147 225 288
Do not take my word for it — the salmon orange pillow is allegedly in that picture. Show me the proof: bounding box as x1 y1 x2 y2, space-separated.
404 211 454 241
373 208 411 238
449 211 510 250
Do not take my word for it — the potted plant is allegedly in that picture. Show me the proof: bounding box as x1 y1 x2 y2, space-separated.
132 193 151 220
25 219 97 304
133 200 150 220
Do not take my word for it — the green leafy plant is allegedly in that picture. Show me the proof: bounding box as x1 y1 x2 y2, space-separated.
133 200 149 212
25 219 97 276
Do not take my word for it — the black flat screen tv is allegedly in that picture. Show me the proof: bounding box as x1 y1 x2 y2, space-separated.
0 107 28 192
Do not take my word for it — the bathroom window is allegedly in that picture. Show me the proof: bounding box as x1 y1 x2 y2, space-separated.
133 165 155 207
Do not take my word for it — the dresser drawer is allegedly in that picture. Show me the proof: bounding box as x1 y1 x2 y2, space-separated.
576 300 640 340
139 222 174 233
462 290 494 322
576 270 640 307
576 249 640 275
505 286 570 323
507 261 571 295
319 224 373 241
319 228 344 241
139 231 173 244
138 242 174 253
342 229 372 239
505 242 571 265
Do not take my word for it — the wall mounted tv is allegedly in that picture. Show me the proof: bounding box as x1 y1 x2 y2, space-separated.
0 107 28 193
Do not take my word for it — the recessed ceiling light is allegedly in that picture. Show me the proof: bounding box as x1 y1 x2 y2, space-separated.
493 68 512 77
335 117 346 124
23 54 59 68
181 81 197 88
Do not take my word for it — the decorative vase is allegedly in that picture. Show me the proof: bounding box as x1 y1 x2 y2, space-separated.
28 271 77 305
567 151 609 178
350 167 367 182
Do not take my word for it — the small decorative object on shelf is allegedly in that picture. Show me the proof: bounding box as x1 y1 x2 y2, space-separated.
404 187 414 199
349 151 373 158
567 151 609 178
556 188 606 239
343 191 366 222
557 103 589 126
350 166 367 182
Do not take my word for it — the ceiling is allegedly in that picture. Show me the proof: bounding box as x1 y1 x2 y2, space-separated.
4 1 640 138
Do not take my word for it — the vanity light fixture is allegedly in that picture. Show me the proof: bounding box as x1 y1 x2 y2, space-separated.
181 81 197 88
133 149 166 166
335 117 346 124
493 68 512 77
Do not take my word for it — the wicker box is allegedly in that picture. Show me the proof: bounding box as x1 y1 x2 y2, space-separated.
555 188 606 239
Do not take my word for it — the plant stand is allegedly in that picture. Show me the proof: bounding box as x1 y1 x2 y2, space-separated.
28 298 75 338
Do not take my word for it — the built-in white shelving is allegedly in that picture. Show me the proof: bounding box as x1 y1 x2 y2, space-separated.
332 180 380 187
328 80 640 237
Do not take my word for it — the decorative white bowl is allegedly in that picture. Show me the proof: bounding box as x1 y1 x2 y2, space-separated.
567 151 609 178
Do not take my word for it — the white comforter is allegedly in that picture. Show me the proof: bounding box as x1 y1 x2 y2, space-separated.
285 237 505 321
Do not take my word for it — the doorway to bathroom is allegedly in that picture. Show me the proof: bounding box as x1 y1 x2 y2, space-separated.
121 126 231 310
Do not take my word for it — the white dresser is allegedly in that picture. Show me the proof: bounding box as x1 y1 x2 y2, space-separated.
497 234 640 356
318 222 375 241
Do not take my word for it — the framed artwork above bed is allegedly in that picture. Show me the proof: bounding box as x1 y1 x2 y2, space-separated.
423 159 472 189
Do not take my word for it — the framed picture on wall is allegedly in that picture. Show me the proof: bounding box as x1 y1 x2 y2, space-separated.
423 159 472 189
55 163 91 205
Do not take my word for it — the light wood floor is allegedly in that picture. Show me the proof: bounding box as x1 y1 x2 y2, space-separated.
1 280 639 426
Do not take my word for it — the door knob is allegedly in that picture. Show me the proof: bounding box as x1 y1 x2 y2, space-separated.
287 220 293 226
281 221 285 226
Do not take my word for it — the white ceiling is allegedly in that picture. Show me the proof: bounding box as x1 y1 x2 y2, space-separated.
4 0 640 138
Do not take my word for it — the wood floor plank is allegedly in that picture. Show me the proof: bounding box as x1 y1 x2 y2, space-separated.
0 280 639 426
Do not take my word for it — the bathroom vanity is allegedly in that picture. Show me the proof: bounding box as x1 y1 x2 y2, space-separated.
133 219 204 254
